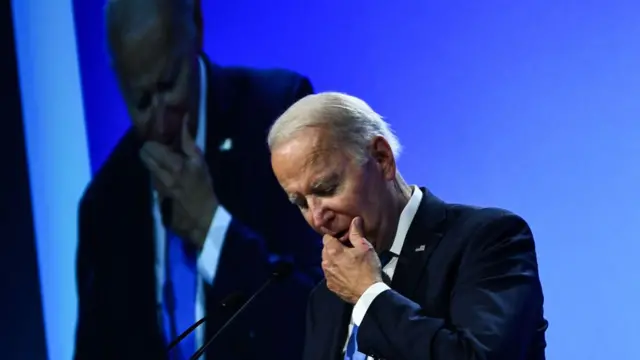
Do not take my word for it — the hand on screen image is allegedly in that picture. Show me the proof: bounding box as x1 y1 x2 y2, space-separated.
139 115 218 248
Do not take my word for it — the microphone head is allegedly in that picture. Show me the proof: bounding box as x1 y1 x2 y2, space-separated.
271 260 294 279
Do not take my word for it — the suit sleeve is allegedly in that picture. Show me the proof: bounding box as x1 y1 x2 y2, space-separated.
357 214 545 360
73 195 99 359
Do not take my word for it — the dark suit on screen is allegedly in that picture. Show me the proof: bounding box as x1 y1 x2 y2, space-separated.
303 188 548 360
74 58 322 360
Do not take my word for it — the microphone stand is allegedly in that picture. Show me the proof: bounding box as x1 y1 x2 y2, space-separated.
188 277 276 360
165 292 243 351
166 260 293 359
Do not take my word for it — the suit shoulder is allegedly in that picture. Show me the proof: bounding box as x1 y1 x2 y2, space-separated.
222 66 313 106
445 203 533 250
225 66 311 91
448 203 529 231
216 66 314 133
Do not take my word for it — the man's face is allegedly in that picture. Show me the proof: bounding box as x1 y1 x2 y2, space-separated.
271 127 398 249
113 16 199 149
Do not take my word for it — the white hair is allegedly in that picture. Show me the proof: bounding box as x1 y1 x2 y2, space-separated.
105 0 196 61
267 92 402 162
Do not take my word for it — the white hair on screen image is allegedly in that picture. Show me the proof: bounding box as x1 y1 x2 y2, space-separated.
267 92 402 162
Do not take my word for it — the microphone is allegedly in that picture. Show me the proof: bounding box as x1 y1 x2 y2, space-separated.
187 260 294 360
165 291 245 351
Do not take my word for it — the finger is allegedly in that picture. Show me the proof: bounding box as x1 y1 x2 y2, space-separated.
323 235 344 253
325 245 342 259
348 217 371 250
321 259 330 270
140 150 174 189
181 114 198 158
323 234 341 251
141 142 183 174
322 234 336 246
321 259 336 274
321 260 331 276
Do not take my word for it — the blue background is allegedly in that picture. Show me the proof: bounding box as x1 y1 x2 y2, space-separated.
12 0 640 359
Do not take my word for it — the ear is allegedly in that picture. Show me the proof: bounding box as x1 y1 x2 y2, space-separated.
369 136 396 181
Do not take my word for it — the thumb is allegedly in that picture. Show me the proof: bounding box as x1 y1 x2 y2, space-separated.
181 114 198 158
348 217 368 248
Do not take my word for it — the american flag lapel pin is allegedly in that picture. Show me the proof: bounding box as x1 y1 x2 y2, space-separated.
219 138 233 151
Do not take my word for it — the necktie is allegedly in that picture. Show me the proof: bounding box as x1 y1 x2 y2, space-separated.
378 251 394 269
163 231 198 360
344 324 367 360
344 251 395 360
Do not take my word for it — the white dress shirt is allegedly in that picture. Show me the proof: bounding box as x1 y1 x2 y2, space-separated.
153 56 232 357
343 186 424 359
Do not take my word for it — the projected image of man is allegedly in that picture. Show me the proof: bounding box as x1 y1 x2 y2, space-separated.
74 0 322 359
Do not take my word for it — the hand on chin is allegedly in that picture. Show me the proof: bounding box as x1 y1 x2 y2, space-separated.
148 130 182 153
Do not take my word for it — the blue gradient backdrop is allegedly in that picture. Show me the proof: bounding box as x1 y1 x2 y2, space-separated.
14 0 640 359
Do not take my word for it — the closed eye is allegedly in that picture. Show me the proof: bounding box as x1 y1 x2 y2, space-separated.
310 175 341 197
313 184 337 197
289 196 308 210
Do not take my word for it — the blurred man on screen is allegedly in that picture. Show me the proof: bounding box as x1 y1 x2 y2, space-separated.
74 0 322 359
268 92 549 360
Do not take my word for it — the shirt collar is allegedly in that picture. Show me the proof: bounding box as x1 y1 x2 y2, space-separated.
388 186 423 256
195 56 207 151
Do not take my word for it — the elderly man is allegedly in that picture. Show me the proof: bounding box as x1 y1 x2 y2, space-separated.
74 0 321 359
268 92 549 360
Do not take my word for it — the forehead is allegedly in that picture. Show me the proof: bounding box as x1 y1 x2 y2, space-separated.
271 128 351 193
115 17 187 88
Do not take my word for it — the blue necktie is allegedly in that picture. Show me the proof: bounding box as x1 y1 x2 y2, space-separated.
345 324 367 360
345 251 394 360
163 231 198 360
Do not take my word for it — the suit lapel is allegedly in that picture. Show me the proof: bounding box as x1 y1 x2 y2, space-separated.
202 55 237 169
108 131 158 341
125 132 156 288
200 57 245 355
313 283 352 360
113 131 154 257
330 305 352 360
391 188 447 300
125 132 154 260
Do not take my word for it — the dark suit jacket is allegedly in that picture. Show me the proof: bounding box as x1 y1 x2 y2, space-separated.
304 189 548 360
74 59 323 360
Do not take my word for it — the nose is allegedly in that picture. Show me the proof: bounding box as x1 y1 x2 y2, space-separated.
152 94 167 113
151 95 168 129
309 196 334 230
